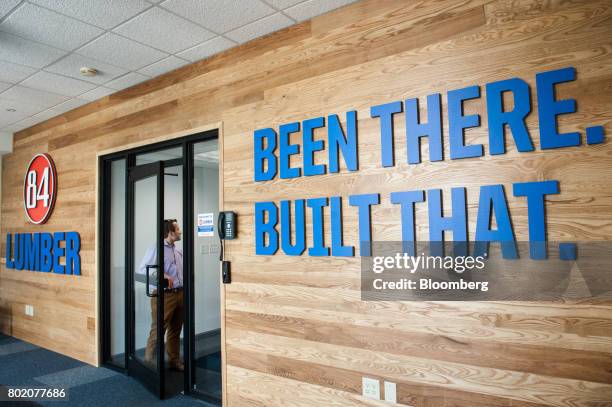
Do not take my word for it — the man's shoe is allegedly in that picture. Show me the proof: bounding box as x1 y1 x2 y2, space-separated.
169 361 184 371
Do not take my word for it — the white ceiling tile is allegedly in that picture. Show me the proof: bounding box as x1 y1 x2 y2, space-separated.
284 0 357 22
226 13 293 43
21 71 98 98
30 107 65 123
76 33 169 70
114 7 215 54
0 32 66 68
51 98 89 114
2 123 20 133
176 36 236 62
0 109 26 127
265 0 304 9
0 0 349 124
45 54 129 85
0 0 20 19
161 0 275 33
30 0 152 30
105 72 150 90
0 60 37 84
1 85 69 110
0 114 35 129
0 97 47 120
79 87 116 101
138 56 189 77
0 3 104 51
0 82 12 93
2 116 43 132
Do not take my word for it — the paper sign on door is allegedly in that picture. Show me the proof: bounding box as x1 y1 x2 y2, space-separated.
197 213 215 237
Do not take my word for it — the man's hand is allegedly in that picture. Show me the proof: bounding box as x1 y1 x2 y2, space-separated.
164 274 174 289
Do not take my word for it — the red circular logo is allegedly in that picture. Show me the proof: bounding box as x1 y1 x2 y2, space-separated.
23 153 57 224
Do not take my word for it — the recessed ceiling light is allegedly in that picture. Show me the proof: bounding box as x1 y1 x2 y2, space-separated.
6 108 16 112
80 67 97 77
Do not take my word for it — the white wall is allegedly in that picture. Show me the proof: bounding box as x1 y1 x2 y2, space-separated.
0 155 2 233
193 166 220 334
0 132 13 237
0 132 13 154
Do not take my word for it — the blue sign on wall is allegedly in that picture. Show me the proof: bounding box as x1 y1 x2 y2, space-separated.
6 152 82 276
252 66 604 260
5 232 81 275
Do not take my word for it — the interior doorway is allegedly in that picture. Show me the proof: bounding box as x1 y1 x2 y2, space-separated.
98 130 222 404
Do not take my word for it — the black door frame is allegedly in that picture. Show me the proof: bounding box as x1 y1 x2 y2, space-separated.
98 129 220 402
126 160 166 397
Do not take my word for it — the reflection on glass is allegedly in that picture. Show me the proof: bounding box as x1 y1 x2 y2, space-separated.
164 165 183 252
136 146 182 166
110 159 126 367
133 175 158 371
192 139 221 400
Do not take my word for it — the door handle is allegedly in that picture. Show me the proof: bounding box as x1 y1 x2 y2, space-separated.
145 265 159 297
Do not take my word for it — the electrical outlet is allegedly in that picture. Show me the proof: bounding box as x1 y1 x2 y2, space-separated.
24 305 34 316
384 381 397 403
362 377 380 399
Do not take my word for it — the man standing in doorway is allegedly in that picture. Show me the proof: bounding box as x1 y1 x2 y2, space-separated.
140 219 184 371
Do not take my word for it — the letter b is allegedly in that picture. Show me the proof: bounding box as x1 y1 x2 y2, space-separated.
255 202 279 255
254 128 277 181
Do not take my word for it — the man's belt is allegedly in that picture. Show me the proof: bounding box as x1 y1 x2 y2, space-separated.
164 287 183 293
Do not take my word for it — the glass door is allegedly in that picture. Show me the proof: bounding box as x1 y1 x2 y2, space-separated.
127 161 166 398
100 130 220 402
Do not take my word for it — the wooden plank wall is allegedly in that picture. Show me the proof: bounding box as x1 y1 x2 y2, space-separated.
1 0 611 405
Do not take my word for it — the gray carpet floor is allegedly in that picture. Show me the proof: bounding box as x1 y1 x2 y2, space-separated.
0 333 216 406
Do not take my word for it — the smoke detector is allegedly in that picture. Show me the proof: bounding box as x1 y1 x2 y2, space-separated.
80 67 97 77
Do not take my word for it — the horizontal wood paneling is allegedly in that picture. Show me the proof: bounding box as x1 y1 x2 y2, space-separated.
226 309 612 383
1 0 611 405
226 346 550 407
226 329 612 405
